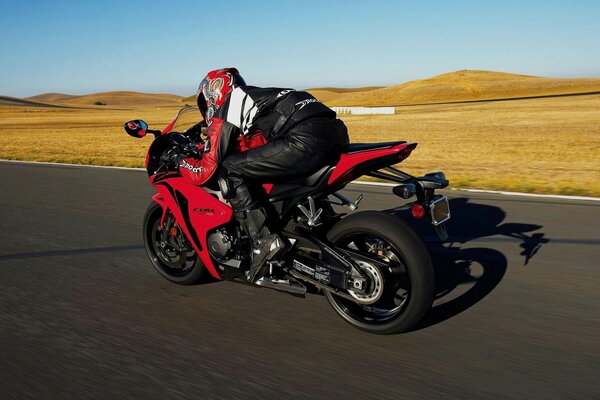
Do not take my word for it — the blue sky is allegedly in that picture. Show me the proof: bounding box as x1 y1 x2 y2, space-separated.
1 0 599 97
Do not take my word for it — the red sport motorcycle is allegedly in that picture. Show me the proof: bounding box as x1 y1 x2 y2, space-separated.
124 107 451 334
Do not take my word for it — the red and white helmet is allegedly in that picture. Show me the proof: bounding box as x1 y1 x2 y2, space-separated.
196 67 246 121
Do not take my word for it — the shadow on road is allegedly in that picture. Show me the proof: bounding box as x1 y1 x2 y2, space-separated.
442 198 551 266
421 245 507 329
387 197 550 330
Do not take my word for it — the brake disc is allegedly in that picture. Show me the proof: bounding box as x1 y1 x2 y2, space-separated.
348 260 384 305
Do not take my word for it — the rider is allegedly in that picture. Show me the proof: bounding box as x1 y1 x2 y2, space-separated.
179 67 349 282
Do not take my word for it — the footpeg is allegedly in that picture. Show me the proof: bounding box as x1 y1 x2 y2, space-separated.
298 196 323 226
267 259 285 275
255 276 307 296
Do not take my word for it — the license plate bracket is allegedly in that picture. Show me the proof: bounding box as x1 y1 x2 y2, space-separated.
429 195 451 226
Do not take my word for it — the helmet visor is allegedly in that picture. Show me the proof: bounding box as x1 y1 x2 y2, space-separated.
196 91 206 119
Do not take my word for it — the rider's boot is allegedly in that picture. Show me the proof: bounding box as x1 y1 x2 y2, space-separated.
236 206 285 282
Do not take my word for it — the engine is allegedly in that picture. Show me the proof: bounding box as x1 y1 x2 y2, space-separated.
207 229 233 260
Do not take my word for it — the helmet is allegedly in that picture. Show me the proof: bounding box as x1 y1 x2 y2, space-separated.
196 68 246 121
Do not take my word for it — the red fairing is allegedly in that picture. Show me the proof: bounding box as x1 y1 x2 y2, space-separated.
328 142 418 187
152 193 167 224
153 177 234 279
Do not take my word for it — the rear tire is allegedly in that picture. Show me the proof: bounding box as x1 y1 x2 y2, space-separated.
326 211 434 334
143 202 206 285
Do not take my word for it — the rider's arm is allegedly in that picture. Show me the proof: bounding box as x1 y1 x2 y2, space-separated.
183 121 207 143
179 118 239 185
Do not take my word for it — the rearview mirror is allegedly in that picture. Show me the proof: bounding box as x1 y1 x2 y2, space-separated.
124 119 148 138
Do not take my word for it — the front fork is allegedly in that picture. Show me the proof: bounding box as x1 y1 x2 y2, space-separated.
160 213 173 246
158 210 193 252
155 194 176 249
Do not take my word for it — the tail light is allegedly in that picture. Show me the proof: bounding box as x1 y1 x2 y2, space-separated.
411 204 425 219
397 146 416 161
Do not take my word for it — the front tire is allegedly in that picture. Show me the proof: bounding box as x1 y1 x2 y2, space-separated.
143 202 206 285
325 211 435 334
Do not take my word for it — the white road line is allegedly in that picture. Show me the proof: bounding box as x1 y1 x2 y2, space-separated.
0 159 145 171
2 159 600 202
449 188 600 202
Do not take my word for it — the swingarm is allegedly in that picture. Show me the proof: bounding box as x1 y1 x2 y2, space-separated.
286 227 372 297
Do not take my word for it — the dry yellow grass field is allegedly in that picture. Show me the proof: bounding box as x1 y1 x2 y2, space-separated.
1 70 599 196
0 106 181 167
1 94 598 196
345 95 600 196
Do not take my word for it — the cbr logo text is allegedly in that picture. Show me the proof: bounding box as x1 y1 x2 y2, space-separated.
193 208 215 214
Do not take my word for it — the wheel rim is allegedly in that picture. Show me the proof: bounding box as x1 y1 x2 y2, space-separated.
331 234 411 324
149 217 196 278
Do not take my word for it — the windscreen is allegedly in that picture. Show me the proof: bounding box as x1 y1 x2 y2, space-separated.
163 106 202 134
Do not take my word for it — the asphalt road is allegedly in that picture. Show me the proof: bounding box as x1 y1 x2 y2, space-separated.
1 161 599 400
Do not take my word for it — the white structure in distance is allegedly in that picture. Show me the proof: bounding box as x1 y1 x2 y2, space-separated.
332 107 395 115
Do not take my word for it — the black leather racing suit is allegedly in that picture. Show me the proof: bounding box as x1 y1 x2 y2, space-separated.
180 85 349 212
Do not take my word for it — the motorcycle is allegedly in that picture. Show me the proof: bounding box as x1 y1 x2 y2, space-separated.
124 106 451 334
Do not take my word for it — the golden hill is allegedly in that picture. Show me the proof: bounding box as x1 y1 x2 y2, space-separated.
26 91 184 107
307 86 385 93
183 87 386 105
310 70 600 106
306 86 384 103
0 95 60 108
13 70 600 109
26 93 78 103
181 95 197 104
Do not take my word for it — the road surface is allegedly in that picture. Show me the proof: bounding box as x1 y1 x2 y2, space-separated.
1 161 598 399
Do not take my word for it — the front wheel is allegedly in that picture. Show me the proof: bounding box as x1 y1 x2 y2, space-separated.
325 211 435 334
143 202 206 285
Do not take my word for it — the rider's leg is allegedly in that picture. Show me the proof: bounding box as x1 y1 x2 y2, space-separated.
220 117 348 281
223 171 284 281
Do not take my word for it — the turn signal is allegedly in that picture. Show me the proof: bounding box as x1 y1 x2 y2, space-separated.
393 183 416 199
411 204 426 219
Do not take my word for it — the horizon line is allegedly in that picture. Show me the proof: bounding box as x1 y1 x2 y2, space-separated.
6 69 600 99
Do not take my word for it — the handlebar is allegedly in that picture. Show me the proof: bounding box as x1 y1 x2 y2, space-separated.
154 132 204 175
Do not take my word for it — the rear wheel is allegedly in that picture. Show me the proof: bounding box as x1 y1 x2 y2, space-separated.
326 211 434 334
143 202 206 285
